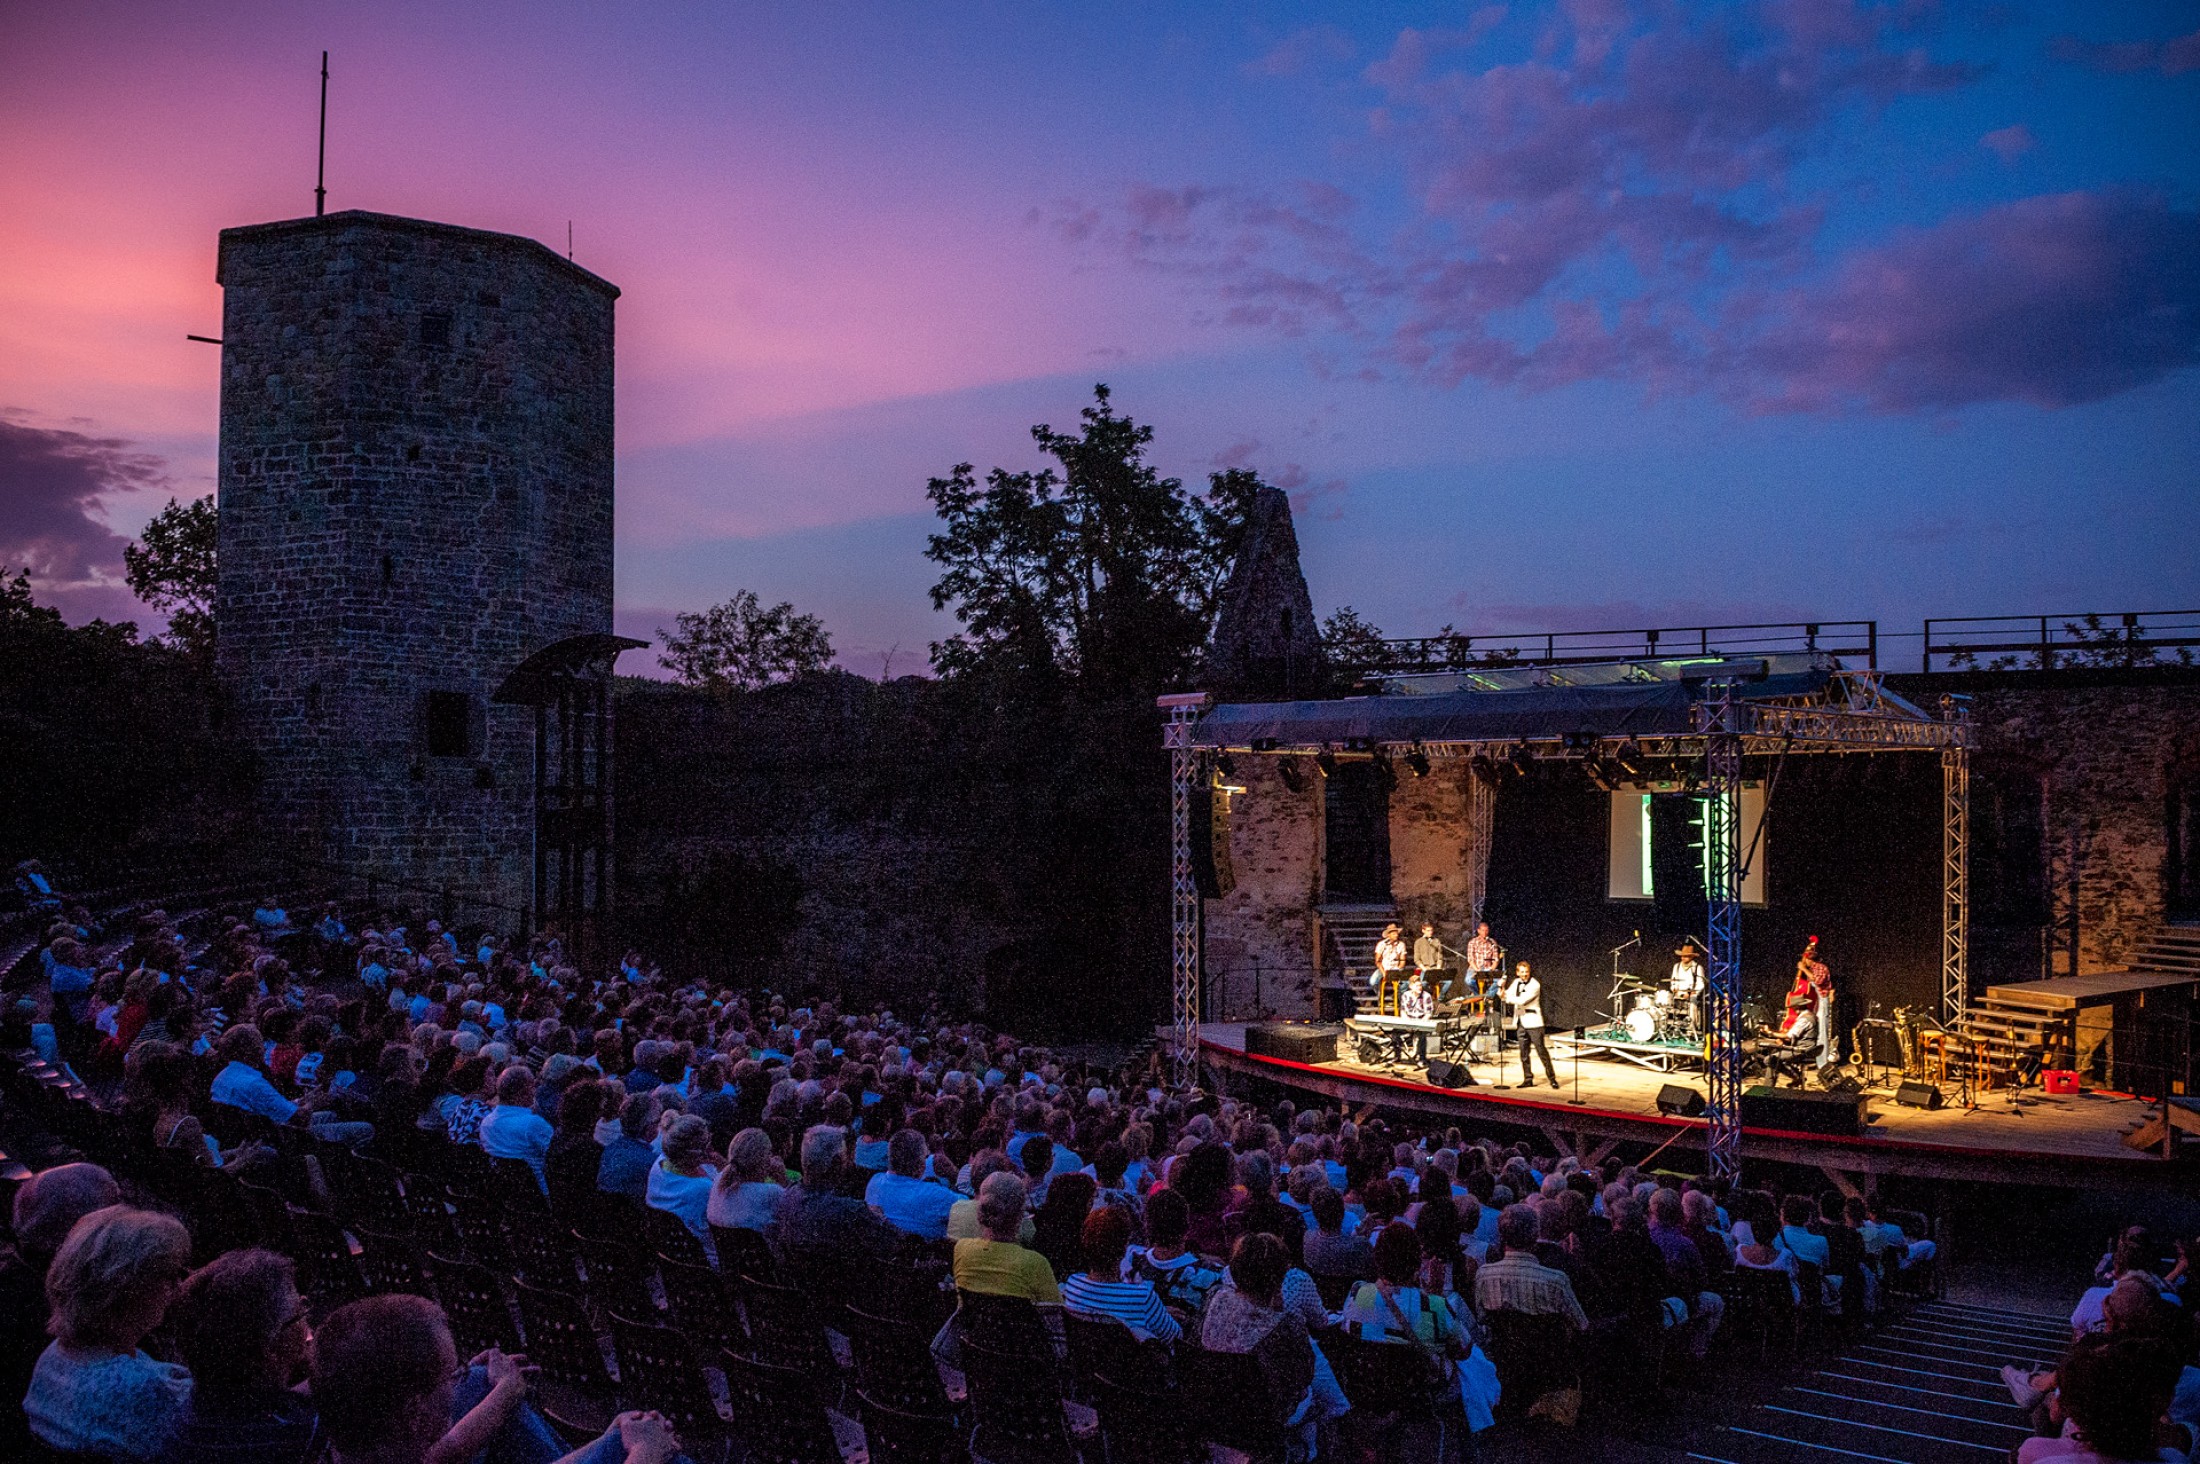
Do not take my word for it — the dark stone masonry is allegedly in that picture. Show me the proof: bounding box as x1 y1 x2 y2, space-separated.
214 211 618 917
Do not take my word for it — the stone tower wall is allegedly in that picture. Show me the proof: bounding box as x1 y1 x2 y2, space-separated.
214 211 618 921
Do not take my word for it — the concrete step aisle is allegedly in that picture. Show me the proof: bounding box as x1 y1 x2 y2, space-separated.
1686 1300 2067 1464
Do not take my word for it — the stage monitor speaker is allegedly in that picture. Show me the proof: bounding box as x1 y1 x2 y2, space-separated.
1242 1023 1341 1064
1741 1084 1867 1137
1655 1084 1706 1117
1425 1059 1475 1089
1649 793 1709 939
1893 1080 1944 1110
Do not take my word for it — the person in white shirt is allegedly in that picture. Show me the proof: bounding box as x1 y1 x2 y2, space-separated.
1669 940 1705 1033
1502 962 1558 1087
1369 924 1409 1002
866 1130 959 1241
646 1116 720 1262
479 1067 554 1189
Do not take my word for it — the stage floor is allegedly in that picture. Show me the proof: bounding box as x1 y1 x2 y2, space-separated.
1197 1022 2182 1188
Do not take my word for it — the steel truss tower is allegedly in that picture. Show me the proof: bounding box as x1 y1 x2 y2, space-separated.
1701 688 1746 1181
1160 693 1210 1088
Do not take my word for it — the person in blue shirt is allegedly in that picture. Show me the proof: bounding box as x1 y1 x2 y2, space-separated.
597 1091 660 1203
208 1026 373 1147
865 1131 960 1241
479 1068 555 1188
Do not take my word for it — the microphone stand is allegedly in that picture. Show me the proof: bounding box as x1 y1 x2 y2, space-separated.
1569 1023 1586 1106
1489 947 1512 1089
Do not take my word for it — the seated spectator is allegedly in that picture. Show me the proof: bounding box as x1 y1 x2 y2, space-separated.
1646 1187 1724 1357
161 1248 317 1464
1090 1140 1144 1231
0 1163 122 1453
2016 1332 2186 1464
25 1204 195 1462
708 1127 788 1233
1130 1188 1226 1315
865 1129 958 1242
1474 1202 1588 1331
597 1091 660 1203
952 1171 1059 1303
773 1123 899 1280
543 1077 607 1215
1203 1233 1333 1440
440 1057 496 1146
1301 1185 1373 1280
1061 1205 1179 1342
646 1114 720 1256
310 1293 677 1464
210 1025 373 1147
1231 1152 1307 1261
1854 1197 1936 1272
947 1151 1036 1244
1031 1172 1098 1281
479 1066 554 1187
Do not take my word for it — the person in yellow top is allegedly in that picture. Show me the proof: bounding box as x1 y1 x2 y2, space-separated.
951 1171 1060 1304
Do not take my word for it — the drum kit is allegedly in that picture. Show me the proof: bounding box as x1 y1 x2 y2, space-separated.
1608 973 1698 1045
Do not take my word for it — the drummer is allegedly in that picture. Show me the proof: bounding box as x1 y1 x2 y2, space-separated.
1670 939 1706 1033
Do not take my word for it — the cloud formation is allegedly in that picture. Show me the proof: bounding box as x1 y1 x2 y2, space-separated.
2049 26 2200 77
0 412 167 621
1063 2 2200 413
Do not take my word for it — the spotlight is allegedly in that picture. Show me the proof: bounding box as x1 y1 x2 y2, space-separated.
1585 759 1616 792
1613 740 1646 778
1251 737 1280 752
1561 731 1594 755
1469 756 1499 786
1405 747 1431 778
1314 748 1338 778
1343 736 1373 753
1279 759 1307 793
1508 746 1534 778
1216 753 1237 779
1372 753 1398 793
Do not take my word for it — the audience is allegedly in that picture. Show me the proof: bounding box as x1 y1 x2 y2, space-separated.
25 1205 195 1461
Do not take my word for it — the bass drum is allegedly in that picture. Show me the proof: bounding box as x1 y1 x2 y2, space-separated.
1625 1006 1659 1042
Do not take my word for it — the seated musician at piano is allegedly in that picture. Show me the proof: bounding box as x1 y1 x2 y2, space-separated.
1398 971 1437 1060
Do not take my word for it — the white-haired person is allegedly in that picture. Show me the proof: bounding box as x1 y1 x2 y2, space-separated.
24 1204 195 1461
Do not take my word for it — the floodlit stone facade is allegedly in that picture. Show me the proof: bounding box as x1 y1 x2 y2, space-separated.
214 210 618 918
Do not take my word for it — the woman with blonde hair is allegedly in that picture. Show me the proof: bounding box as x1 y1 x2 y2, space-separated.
25 1204 195 1460
706 1126 787 1232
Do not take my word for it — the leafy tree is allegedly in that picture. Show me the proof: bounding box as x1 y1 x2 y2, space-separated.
924 385 1258 697
658 591 834 692
123 496 218 658
1318 605 1391 666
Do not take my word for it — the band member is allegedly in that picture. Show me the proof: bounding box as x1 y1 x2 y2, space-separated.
1412 922 1446 986
1670 939 1706 1033
1779 964 1816 1046
1800 937 1836 1065
1503 961 1559 1088
1398 970 1436 1060
1463 921 1501 989
1369 923 1408 1001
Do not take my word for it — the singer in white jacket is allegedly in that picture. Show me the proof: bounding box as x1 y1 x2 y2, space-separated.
1503 962 1560 1087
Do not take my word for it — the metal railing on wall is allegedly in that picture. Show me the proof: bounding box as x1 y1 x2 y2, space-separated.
1348 620 1879 677
1920 611 2200 673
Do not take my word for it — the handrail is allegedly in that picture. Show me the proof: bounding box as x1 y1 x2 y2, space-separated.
1346 620 1877 675
1920 611 2200 672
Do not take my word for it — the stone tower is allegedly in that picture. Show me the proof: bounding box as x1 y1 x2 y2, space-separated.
214 210 619 922
1209 486 1324 698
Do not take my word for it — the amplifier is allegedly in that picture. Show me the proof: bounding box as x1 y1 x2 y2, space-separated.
1741 1084 1868 1137
1243 1023 1342 1064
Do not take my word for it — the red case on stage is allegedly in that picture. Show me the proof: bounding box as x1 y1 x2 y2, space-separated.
2042 1069 2080 1095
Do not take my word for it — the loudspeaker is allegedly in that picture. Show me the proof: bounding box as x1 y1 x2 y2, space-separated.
1655 1084 1706 1117
1649 793 1709 938
1243 1023 1341 1064
1425 1059 1475 1089
1191 784 1234 898
1893 1081 1944 1110
1821 1072 1866 1097
1741 1084 1867 1137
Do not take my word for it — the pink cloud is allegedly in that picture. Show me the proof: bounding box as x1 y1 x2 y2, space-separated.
0 412 167 623
1726 190 2200 412
1981 124 2035 163
2050 27 2200 77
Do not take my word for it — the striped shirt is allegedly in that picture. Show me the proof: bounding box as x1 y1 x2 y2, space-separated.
1060 1273 1181 1341
1472 1252 1588 1329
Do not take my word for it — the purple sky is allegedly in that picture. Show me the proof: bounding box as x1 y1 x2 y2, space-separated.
3 1 2196 675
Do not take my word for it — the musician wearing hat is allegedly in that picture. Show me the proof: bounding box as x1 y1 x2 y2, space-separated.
1369 923 1409 1008
1669 939 1706 1033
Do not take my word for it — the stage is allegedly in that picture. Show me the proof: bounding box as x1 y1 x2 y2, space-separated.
1197 1022 2188 1191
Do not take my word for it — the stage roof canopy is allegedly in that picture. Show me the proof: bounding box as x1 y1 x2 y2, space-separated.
1192 652 1944 750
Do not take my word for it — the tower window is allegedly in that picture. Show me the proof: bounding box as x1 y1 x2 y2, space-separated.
424 691 478 758
419 311 452 347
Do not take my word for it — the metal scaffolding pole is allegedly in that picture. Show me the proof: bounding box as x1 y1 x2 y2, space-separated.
1702 687 1746 1181
1160 693 1210 1088
1941 697 1973 1024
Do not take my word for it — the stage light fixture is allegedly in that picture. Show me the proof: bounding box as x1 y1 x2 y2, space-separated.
1279 759 1307 793
1405 747 1431 778
1585 759 1616 792
1216 753 1237 778
1469 756 1500 786
1561 731 1594 755
1372 753 1398 793
1314 748 1338 778
1614 740 1646 777
1251 737 1279 752
1507 746 1534 777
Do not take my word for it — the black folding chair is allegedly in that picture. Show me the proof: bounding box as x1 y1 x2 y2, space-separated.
1178 1342 1289 1464
960 1335 1080 1464
356 1227 433 1297
1062 1309 1170 1394
658 1255 744 1359
710 1222 779 1283
857 1390 966 1464
1327 1332 1453 1461
285 1204 369 1310
736 1271 842 1383
429 1251 524 1355
576 1229 659 1321
511 1279 619 1435
608 1314 728 1464
718 1349 847 1464
954 1289 1054 1357
844 1305 955 1420
1087 1371 1199 1464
